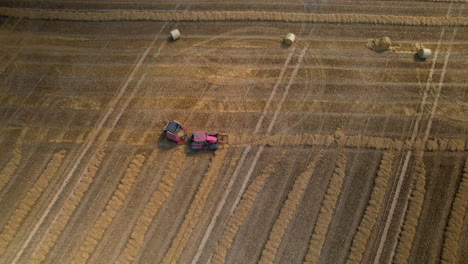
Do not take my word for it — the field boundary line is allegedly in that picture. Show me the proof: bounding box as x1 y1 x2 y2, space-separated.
0 150 67 257
11 23 168 264
1 8 468 26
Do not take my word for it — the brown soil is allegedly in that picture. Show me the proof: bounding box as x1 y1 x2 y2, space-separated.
0 2 466 264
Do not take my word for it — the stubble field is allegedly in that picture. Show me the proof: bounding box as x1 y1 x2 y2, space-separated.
0 1 467 264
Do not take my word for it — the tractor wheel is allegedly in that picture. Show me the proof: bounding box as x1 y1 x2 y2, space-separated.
209 144 218 150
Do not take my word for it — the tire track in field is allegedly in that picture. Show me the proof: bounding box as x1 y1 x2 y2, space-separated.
422 26 459 144
304 149 346 264
69 153 146 264
392 153 426 264
384 6 462 263
4 125 465 152
212 150 287 264
0 127 28 193
193 25 312 263
26 147 107 264
0 150 67 256
373 3 455 261
11 21 169 263
259 150 325 264
4 90 468 119
1 8 467 26
440 158 468 264
162 147 228 264
125 133 464 152
115 148 186 264
346 151 396 264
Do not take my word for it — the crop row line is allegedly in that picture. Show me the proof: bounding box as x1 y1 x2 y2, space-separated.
162 147 228 263
4 93 467 110
259 150 325 263
1 9 467 26
393 153 426 264
440 158 468 264
0 127 28 192
115 148 186 264
27 147 107 264
304 150 346 263
212 150 287 264
2 126 466 152
0 150 67 256
346 151 396 264
71 153 146 264
232 134 467 152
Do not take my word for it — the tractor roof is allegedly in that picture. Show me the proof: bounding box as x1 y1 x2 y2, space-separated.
192 131 206 142
165 121 183 133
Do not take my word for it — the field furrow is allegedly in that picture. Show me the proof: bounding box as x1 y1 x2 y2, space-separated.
162 147 228 264
0 3 465 263
393 153 427 264
0 150 67 256
440 158 468 264
1 9 468 27
346 151 396 264
27 147 107 264
0 127 28 192
304 150 347 263
259 150 324 263
115 148 186 264
212 150 286 264
70 153 146 264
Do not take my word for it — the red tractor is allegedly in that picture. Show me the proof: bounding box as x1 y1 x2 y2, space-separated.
190 131 228 150
163 120 188 143
163 121 228 151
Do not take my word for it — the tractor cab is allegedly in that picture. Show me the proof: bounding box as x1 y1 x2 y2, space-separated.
190 131 228 150
163 120 188 143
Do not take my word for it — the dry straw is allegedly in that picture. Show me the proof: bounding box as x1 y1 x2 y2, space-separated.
162 147 228 264
346 151 395 264
29 147 107 264
71 153 146 264
0 8 467 26
230 134 466 152
116 148 186 264
213 150 287 264
0 128 28 192
304 150 346 263
0 150 67 256
259 150 324 263
440 159 468 264
393 153 426 264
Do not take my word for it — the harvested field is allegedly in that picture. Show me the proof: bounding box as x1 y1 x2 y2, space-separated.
0 1 466 264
